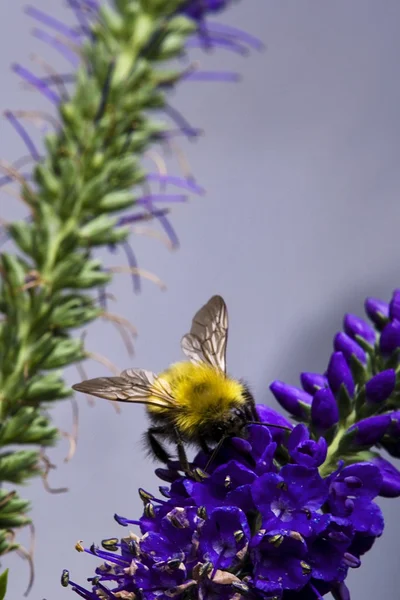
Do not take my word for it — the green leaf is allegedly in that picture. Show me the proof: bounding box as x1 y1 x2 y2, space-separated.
41 338 84 369
0 568 9 600
98 190 135 212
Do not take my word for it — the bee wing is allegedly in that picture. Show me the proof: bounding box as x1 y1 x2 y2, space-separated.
72 368 174 409
181 295 228 373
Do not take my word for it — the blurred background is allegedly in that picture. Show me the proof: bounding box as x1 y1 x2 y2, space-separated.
1 0 400 597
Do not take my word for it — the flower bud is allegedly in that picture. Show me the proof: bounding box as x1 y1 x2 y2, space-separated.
389 289 400 320
300 372 328 394
365 369 396 404
327 352 355 397
269 381 312 419
344 313 376 344
333 332 366 364
370 456 400 498
364 297 389 329
287 424 327 467
311 387 339 430
379 321 400 355
348 414 391 447
256 404 293 443
381 411 400 458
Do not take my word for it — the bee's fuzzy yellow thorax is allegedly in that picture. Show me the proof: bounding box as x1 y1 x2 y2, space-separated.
148 361 246 435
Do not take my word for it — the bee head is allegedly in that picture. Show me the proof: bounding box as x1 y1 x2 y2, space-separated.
225 406 248 435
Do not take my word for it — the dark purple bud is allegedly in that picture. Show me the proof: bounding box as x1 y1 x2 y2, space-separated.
389 289 400 320
365 369 396 404
344 313 376 344
364 297 389 329
256 404 293 443
370 456 400 498
327 352 355 397
381 411 400 458
269 381 312 419
311 387 339 430
287 424 327 467
300 372 328 394
379 321 400 355
333 332 366 364
348 414 391 447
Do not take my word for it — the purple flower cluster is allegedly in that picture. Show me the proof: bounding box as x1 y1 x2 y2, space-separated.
65 414 385 600
270 290 400 495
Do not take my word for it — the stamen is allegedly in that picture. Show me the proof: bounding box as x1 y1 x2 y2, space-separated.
101 310 137 357
186 35 249 56
117 207 171 226
119 240 141 294
31 28 80 67
207 21 265 51
183 70 240 82
136 193 187 205
25 6 82 41
59 397 79 462
146 173 204 194
12 63 61 105
163 103 199 139
4 111 40 161
29 53 69 100
108 266 166 291
16 523 36 597
114 513 141 527
130 225 174 251
40 451 69 494
75 362 95 407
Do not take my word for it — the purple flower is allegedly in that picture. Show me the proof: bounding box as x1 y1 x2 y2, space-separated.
328 463 384 537
199 506 250 570
344 313 376 344
389 289 400 320
256 403 293 443
380 320 400 355
334 332 366 364
269 381 312 418
364 297 389 329
311 387 339 431
66 423 386 600
347 414 391 447
287 424 327 468
327 352 355 397
250 530 311 592
365 369 396 404
251 465 328 537
300 372 328 394
370 456 400 498
381 410 400 458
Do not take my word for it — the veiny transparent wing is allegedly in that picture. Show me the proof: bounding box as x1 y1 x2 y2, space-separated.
181 295 228 373
72 368 174 409
181 333 207 366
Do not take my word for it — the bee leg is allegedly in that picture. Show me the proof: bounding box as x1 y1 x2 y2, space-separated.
199 439 211 454
172 428 195 478
146 427 171 464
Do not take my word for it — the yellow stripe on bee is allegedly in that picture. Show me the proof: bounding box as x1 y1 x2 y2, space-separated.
148 362 246 435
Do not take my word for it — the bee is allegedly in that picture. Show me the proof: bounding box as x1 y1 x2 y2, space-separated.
72 295 286 477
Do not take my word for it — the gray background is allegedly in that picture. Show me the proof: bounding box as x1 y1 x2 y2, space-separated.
1 0 400 598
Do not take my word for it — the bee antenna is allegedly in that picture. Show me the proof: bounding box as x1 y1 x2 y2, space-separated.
246 421 292 432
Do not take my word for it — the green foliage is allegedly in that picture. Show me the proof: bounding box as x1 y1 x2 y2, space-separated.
0 0 203 555
0 569 9 600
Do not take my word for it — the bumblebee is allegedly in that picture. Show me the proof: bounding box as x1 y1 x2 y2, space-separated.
72 296 282 476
